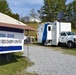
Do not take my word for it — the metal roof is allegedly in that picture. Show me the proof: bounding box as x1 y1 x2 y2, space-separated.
0 22 36 31
0 13 36 31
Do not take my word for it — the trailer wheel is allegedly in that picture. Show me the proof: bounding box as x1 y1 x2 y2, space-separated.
67 41 74 48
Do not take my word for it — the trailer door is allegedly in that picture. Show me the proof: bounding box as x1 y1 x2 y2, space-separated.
47 25 52 40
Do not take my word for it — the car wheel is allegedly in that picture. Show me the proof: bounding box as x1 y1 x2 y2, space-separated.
67 41 74 48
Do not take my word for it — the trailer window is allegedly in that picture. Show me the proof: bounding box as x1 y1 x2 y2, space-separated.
48 26 51 31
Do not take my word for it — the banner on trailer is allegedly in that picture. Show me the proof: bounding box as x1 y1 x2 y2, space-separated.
0 31 24 54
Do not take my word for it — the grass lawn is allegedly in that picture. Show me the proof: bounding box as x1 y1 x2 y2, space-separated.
49 46 76 56
61 47 76 55
0 52 37 75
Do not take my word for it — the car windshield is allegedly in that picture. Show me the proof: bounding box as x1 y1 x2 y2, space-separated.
66 32 76 35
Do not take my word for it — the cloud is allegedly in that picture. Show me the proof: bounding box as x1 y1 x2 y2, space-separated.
6 0 43 16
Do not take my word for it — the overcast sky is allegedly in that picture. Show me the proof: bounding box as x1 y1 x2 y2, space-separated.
6 0 74 17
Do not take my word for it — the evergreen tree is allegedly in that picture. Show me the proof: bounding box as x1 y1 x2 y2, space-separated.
0 0 20 20
72 0 76 28
29 9 38 22
0 0 11 14
38 0 67 22
66 0 76 28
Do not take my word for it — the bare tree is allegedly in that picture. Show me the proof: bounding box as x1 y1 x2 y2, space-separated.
24 15 30 22
29 9 37 22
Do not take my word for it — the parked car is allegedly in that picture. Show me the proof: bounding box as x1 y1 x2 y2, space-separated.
24 35 35 44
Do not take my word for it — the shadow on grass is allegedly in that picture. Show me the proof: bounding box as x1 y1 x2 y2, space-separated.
0 53 25 66
33 42 76 48
24 42 44 47
33 43 60 48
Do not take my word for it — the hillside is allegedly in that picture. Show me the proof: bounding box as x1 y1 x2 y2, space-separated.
25 22 38 37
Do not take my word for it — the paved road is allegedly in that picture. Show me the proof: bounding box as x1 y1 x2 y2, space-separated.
23 45 76 75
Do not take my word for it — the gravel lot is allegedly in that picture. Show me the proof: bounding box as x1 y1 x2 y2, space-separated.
23 45 76 75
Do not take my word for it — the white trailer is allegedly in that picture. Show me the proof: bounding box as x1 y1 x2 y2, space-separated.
37 21 71 45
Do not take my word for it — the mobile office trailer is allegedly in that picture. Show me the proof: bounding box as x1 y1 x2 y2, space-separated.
37 21 71 45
